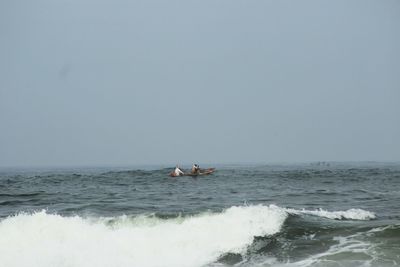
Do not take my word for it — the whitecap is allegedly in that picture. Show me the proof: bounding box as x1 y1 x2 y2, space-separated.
0 205 287 267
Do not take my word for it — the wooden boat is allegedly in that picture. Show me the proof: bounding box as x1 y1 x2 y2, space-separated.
169 168 215 177
184 168 215 177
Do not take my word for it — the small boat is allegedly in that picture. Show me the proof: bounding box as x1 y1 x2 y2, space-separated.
184 168 215 177
169 168 215 177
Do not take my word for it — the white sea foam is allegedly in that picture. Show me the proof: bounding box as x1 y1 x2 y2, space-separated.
289 233 376 267
0 205 287 267
285 207 376 220
0 205 377 267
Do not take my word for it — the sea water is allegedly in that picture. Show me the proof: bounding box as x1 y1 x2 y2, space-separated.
0 163 399 267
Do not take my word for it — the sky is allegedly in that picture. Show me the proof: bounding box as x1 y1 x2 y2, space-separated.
1 0 399 167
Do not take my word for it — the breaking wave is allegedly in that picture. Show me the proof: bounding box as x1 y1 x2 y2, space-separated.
284 206 376 220
0 205 286 267
0 205 378 267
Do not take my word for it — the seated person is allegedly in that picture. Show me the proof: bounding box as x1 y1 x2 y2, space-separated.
173 165 184 177
191 164 200 174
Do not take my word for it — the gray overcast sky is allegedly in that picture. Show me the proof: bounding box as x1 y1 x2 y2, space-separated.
1 0 399 167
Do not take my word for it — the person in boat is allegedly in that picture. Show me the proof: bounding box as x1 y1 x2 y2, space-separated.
173 165 184 177
191 164 200 174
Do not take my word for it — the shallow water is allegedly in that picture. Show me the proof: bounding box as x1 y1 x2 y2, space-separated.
1 163 399 267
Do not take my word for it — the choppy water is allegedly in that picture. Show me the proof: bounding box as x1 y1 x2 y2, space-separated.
1 163 399 267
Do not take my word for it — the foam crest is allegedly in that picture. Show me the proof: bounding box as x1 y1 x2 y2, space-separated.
285 207 376 220
0 205 287 267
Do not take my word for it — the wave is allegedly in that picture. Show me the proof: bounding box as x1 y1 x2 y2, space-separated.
284 206 376 220
0 205 286 267
0 205 382 267
273 224 400 267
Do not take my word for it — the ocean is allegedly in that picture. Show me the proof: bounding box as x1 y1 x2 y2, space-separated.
0 163 399 267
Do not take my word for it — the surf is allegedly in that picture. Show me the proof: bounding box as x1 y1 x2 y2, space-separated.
0 205 287 267
0 204 383 267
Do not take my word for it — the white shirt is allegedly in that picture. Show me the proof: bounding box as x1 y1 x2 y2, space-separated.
174 167 184 176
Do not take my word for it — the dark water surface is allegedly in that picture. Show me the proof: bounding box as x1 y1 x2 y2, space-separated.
1 163 399 267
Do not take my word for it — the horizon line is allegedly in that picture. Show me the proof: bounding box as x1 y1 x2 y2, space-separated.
1 160 400 170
